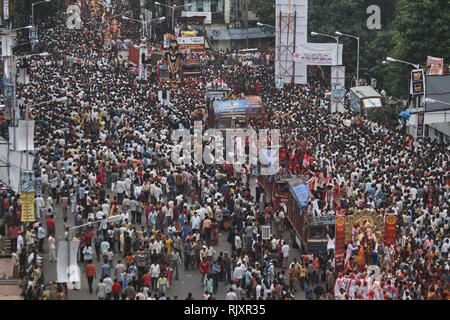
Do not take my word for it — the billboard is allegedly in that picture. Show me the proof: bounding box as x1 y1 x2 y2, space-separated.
426 56 444 75
275 0 308 84
331 66 346 113
177 36 205 51
410 69 424 96
20 171 35 193
213 96 262 116
293 43 343 66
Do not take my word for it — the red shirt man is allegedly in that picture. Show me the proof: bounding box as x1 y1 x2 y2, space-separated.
83 229 94 246
86 263 96 278
142 272 151 287
112 280 122 300
313 257 319 272
200 260 209 275
46 216 56 234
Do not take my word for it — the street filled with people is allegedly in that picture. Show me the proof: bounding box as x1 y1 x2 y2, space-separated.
0 0 449 301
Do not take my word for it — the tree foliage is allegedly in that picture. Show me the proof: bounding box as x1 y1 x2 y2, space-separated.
249 0 275 26
249 0 450 98
10 0 66 26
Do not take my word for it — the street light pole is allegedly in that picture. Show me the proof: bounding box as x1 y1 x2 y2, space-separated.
122 16 165 41
335 31 359 86
172 7 175 34
311 31 339 65
311 31 340 112
257 22 275 28
31 0 51 26
155 2 191 34
385 56 419 69
384 57 421 139
356 37 359 85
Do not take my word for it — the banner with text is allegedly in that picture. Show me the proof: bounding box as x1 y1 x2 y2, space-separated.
416 113 424 138
384 214 397 245
177 36 205 51
262 226 272 240
335 214 346 272
21 192 35 222
310 215 335 225
293 43 343 66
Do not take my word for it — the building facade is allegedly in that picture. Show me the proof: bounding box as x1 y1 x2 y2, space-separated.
179 0 274 50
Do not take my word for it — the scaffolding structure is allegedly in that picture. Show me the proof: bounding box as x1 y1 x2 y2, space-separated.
275 0 308 85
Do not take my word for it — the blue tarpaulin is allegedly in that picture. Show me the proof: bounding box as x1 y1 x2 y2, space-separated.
398 110 414 120
290 183 310 211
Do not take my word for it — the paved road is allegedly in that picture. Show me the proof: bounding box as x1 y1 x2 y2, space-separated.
39 177 306 300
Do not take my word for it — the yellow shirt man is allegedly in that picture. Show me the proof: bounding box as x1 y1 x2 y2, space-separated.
165 238 173 254
299 266 307 278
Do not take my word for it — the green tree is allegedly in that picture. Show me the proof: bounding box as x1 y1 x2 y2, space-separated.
129 0 142 18
249 0 396 87
144 0 158 12
247 0 449 100
11 0 66 27
385 0 450 97
249 0 275 26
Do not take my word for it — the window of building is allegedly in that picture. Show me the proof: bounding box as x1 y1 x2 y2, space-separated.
197 0 204 11
211 0 217 12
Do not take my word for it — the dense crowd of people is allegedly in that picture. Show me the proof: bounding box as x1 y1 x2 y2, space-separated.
0 0 448 300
